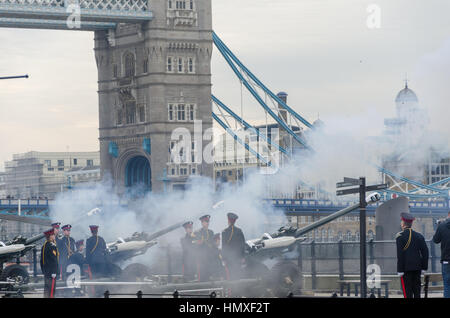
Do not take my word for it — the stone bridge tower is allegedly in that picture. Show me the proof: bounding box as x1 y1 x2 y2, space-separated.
94 0 213 193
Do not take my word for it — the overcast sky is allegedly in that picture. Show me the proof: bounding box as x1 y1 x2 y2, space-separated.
0 0 449 170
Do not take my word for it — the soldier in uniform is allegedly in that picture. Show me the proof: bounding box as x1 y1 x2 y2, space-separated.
194 215 215 281
86 225 107 278
396 212 429 298
180 221 197 281
222 212 246 280
40 228 59 298
59 224 76 280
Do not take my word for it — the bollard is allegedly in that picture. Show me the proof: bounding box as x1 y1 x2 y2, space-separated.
136 290 143 298
104 290 110 298
33 248 37 278
311 240 316 290
338 240 344 281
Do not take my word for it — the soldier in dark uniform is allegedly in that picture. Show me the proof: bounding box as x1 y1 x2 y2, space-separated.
211 233 227 280
40 228 59 298
222 212 246 280
86 225 107 278
396 212 429 298
194 215 215 281
59 224 76 280
180 221 197 282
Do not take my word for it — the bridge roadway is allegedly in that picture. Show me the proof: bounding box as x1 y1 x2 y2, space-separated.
0 198 449 225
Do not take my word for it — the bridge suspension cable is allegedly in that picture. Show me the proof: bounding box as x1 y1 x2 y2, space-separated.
212 32 311 150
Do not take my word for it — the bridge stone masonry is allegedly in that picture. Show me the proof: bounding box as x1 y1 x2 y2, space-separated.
95 0 214 193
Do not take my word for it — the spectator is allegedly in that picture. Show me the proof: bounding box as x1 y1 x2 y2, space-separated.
433 211 450 298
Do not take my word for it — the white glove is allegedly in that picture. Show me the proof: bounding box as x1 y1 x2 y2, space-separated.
397 272 404 277
51 273 56 278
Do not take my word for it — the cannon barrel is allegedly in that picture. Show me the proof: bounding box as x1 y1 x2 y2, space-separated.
294 203 361 238
24 233 45 246
144 221 187 242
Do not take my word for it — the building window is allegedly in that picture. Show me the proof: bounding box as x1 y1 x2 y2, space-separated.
228 170 233 176
168 104 175 121
168 0 172 9
188 57 195 73
117 109 123 125
143 59 149 73
73 159 77 165
180 167 188 175
177 104 185 121
138 105 145 123
177 57 184 73
45 160 51 167
113 64 118 78
58 160 64 167
176 0 186 9
124 52 135 77
167 57 173 73
189 0 193 10
87 160 93 167
126 101 136 124
48 167 54 171
188 104 195 121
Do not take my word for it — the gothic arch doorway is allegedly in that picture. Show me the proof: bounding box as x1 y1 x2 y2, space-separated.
125 155 151 192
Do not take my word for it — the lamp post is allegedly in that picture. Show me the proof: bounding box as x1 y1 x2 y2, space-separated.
0 75 29 80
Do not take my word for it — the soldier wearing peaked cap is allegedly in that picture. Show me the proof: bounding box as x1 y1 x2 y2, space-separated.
59 224 76 280
222 212 246 280
40 228 59 298
194 214 215 281
180 221 197 281
396 212 429 298
86 225 107 278
52 222 63 261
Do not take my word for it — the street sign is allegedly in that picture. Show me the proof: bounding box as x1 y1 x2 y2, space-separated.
336 183 387 196
337 182 359 188
337 177 362 188
336 188 359 196
365 184 388 192
344 177 360 184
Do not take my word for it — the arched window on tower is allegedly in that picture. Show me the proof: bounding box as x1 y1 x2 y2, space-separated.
124 52 135 77
125 101 136 124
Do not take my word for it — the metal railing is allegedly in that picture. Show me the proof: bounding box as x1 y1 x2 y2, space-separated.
292 239 442 290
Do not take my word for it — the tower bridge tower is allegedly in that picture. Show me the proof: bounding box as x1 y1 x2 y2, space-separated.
94 0 213 193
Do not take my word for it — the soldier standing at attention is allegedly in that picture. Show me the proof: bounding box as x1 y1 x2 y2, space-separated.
59 224 76 280
432 211 450 298
40 228 59 298
194 215 215 281
222 212 246 280
396 212 429 298
86 225 107 278
180 221 197 282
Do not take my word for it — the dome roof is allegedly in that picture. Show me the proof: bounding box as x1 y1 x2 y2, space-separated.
395 84 418 103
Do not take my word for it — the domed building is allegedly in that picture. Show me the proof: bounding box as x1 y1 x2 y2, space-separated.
384 81 428 141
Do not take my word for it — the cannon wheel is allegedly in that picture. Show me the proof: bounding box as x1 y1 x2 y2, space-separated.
268 261 301 297
120 263 151 282
0 264 29 289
